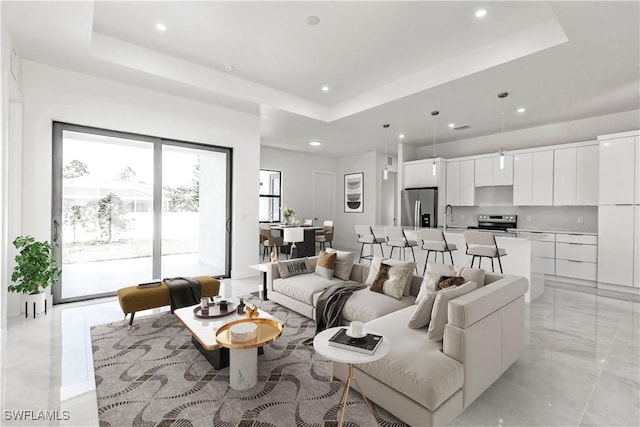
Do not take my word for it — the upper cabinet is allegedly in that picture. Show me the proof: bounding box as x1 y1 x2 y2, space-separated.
403 159 441 189
475 155 513 187
553 144 598 206
513 151 553 206
446 160 475 206
598 135 636 205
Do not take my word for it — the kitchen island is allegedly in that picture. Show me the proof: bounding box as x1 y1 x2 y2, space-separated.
371 226 545 303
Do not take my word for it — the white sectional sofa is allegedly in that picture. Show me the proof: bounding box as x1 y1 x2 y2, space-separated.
265 255 529 426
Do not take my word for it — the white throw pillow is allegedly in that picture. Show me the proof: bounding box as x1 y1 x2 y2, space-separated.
325 248 356 281
364 256 387 286
458 267 486 288
427 281 477 341
408 291 438 329
382 258 415 296
382 265 411 300
416 273 441 304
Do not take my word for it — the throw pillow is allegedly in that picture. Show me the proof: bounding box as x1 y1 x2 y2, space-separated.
370 263 390 293
408 291 438 329
325 248 356 281
426 261 458 277
427 281 478 341
382 259 415 296
277 258 309 279
315 250 337 280
364 256 387 286
415 273 441 304
437 276 467 290
383 265 411 299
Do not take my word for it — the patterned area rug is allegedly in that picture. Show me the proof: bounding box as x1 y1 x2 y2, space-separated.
91 297 407 426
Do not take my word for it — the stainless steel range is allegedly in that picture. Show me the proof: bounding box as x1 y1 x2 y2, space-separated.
468 214 517 232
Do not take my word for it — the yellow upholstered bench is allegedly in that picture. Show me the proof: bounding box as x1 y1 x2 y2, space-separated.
117 276 220 329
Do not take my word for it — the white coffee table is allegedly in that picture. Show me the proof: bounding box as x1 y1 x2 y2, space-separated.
174 299 275 369
313 326 390 427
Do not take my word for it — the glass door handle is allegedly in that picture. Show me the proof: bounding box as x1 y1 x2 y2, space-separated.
53 219 60 243
226 218 231 234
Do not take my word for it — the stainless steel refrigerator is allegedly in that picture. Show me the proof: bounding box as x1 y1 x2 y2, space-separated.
401 187 438 228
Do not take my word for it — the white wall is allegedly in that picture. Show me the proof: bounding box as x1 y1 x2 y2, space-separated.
14 61 259 317
416 109 640 160
260 147 336 222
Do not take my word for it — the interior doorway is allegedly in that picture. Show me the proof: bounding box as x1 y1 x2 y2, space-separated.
313 171 335 224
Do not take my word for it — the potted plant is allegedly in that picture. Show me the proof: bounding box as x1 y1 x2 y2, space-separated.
9 236 61 318
282 206 295 225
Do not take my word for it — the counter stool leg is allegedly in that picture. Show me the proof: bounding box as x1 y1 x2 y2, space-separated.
449 251 454 265
497 256 503 273
491 258 495 272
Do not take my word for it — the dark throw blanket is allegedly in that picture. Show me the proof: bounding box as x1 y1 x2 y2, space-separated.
164 277 203 312
303 282 366 345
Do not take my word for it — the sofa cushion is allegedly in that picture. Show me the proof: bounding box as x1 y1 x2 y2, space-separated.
277 258 309 279
315 250 337 279
458 267 486 288
342 288 414 323
408 291 437 329
370 263 390 293
383 264 411 299
427 281 478 341
325 248 356 281
360 306 464 411
273 274 340 305
364 257 414 296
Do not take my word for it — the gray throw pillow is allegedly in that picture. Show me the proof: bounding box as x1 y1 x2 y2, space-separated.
408 291 438 329
277 258 308 279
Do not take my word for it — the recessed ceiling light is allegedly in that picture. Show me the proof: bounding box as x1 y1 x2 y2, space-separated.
155 23 166 32
448 123 455 128
398 134 405 139
224 64 234 71
517 107 526 113
475 9 487 18
309 141 322 146
307 16 320 26
321 86 329 92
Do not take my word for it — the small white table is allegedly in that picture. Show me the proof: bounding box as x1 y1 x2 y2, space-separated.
313 326 390 427
249 263 271 300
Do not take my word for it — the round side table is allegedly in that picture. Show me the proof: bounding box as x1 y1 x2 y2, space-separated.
313 326 390 427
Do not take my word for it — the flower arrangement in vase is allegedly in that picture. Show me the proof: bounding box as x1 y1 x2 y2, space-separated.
281 206 295 225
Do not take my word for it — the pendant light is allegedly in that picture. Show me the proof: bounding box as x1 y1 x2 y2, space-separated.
382 123 390 180
431 111 439 176
498 92 508 169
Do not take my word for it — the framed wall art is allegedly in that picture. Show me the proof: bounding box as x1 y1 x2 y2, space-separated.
344 172 364 213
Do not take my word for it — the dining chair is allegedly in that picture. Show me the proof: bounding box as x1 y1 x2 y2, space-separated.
419 228 457 274
355 225 385 262
315 220 334 251
463 230 507 273
260 224 284 261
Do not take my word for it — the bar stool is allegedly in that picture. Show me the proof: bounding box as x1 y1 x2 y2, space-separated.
284 227 304 259
260 224 284 261
419 229 457 274
384 226 419 273
463 230 507 273
355 225 385 262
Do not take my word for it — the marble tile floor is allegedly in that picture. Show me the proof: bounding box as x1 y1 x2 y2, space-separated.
1 278 638 426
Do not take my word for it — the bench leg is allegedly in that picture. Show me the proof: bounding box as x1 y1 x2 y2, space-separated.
128 312 136 330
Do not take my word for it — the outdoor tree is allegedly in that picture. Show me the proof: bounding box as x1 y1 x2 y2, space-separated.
63 160 89 178
63 204 88 244
164 158 200 212
191 156 200 206
95 193 130 243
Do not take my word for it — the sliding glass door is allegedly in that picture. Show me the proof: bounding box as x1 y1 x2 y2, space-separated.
52 123 231 303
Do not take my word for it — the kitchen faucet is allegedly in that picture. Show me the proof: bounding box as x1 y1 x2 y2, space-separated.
444 204 453 229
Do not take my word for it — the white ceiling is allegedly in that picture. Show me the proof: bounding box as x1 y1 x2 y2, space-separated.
4 1 639 158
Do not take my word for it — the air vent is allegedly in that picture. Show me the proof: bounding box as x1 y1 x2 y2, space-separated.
453 124 470 130
387 156 393 166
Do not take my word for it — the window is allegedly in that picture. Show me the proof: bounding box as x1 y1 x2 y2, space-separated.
259 169 281 222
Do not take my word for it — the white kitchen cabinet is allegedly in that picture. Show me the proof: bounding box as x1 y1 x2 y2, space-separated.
493 155 513 185
446 161 460 205
598 136 635 205
555 233 598 281
459 160 475 206
554 148 577 205
474 157 493 187
598 205 634 286
556 260 598 281
576 145 599 205
404 159 439 189
513 153 532 206
635 206 640 288
556 243 598 262
532 151 554 205
475 155 512 187
636 137 640 205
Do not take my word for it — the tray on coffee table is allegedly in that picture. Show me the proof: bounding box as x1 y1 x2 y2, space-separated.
193 302 236 319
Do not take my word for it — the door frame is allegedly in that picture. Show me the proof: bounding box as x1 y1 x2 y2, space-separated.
51 122 233 304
